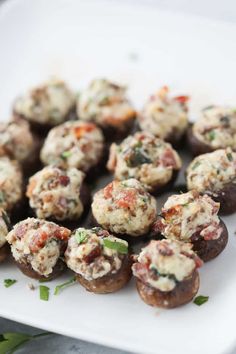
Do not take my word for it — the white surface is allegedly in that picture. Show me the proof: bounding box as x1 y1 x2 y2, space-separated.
0 1 236 354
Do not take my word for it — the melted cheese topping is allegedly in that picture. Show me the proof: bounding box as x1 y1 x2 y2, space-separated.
187 148 236 192
14 78 75 125
40 121 104 172
0 119 34 163
158 191 222 241
65 227 128 280
27 166 85 221
0 210 10 248
0 157 23 211
193 106 236 149
132 239 201 292
138 86 189 140
6 218 71 276
92 178 157 236
107 131 181 191
77 79 136 129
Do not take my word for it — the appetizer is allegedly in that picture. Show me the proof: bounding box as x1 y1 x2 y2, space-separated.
132 239 202 308
92 178 157 237
65 227 131 293
0 209 11 263
188 106 236 156
0 156 23 214
186 148 236 214
77 78 136 140
13 78 75 134
107 131 181 193
26 166 89 222
0 118 40 174
138 86 189 146
153 191 228 261
6 218 71 280
40 121 105 174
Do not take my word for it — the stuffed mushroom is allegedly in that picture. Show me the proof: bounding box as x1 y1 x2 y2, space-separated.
65 227 132 293
152 190 228 261
6 218 71 280
107 131 182 193
0 156 23 215
132 239 202 308
40 121 105 174
13 78 75 134
26 166 89 223
92 178 157 237
0 209 11 263
138 86 189 146
186 148 236 214
188 106 236 156
0 118 40 174
77 78 136 140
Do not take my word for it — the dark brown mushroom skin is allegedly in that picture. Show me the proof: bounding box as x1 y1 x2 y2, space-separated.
187 124 215 156
136 270 199 308
0 243 10 263
192 219 228 261
75 255 132 294
15 258 66 281
204 184 236 215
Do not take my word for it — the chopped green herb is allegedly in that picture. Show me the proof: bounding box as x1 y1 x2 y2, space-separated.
103 238 128 254
202 105 214 111
39 285 50 301
192 161 201 170
4 279 17 288
193 295 209 306
208 131 216 141
75 230 88 244
61 151 72 159
0 332 52 354
227 152 233 161
54 276 76 295
127 149 152 167
0 191 5 203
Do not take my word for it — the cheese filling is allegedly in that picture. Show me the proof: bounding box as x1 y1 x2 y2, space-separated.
0 157 23 211
193 106 236 149
92 178 157 237
40 121 104 172
138 86 188 140
107 131 181 191
27 166 85 221
132 239 202 292
6 218 71 276
155 191 222 241
187 148 236 193
77 79 136 129
0 210 10 248
65 227 128 281
14 78 75 125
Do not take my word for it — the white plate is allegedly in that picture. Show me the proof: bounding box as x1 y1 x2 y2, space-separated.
0 1 236 354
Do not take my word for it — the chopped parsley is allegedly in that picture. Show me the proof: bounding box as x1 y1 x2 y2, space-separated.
208 130 216 141
39 285 50 301
193 295 209 306
61 151 72 159
0 191 5 203
227 152 233 161
127 148 152 168
54 276 77 295
0 332 52 353
4 279 17 288
75 230 88 244
192 161 201 170
103 239 128 254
